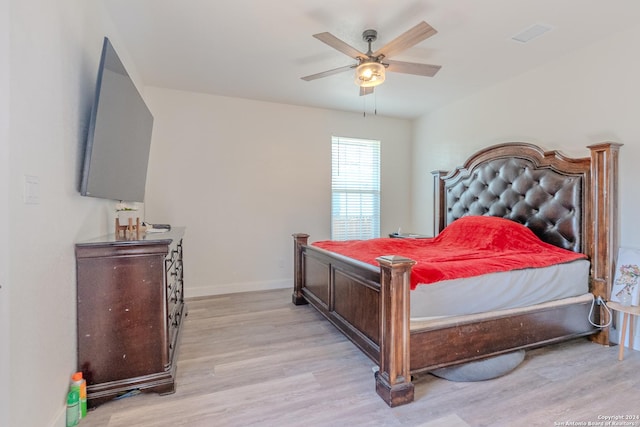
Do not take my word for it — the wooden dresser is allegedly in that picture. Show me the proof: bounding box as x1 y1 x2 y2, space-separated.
75 228 186 407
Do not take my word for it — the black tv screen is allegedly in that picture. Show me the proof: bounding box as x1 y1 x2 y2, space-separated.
80 37 154 203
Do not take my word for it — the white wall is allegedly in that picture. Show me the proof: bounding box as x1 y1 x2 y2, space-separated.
8 1 146 426
144 88 413 297
1 0 10 425
412 24 640 350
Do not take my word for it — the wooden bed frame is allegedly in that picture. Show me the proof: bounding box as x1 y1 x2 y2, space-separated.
292 142 621 407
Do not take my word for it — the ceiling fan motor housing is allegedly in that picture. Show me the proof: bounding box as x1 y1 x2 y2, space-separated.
362 29 378 43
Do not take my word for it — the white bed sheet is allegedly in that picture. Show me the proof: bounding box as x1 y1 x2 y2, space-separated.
410 259 590 321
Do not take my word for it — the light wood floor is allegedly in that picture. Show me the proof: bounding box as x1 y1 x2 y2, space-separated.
81 289 640 427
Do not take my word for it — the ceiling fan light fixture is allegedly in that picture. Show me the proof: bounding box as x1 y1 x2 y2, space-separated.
355 62 385 87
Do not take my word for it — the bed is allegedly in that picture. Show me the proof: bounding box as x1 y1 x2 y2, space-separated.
292 142 621 407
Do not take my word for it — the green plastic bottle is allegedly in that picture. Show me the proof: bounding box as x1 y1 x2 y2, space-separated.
71 372 87 418
66 390 80 427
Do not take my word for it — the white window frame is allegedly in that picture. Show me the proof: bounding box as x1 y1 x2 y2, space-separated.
331 136 380 241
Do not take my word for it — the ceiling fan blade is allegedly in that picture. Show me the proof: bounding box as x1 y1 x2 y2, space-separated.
385 60 441 77
313 32 366 59
301 64 355 81
359 86 374 96
372 21 437 59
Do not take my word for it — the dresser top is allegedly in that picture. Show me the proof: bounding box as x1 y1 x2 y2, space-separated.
76 226 185 247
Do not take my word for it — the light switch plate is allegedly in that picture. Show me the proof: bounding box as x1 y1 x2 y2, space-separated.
23 175 40 204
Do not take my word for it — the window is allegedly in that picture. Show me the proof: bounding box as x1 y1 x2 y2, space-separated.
331 136 380 240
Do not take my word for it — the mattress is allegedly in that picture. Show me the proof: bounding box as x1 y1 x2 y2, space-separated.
410 259 590 321
313 217 587 290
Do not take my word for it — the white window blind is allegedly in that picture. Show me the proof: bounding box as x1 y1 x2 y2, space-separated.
331 136 380 240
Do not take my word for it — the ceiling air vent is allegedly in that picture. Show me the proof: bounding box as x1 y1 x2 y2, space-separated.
511 24 553 43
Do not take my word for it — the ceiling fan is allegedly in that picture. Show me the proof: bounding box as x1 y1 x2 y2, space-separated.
301 21 441 96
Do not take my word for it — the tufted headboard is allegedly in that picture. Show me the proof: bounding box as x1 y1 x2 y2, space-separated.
432 143 620 287
433 143 590 253
432 142 622 344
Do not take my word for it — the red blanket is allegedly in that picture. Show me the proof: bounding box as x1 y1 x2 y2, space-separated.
312 216 587 290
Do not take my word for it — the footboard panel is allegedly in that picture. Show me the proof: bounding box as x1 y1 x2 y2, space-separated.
304 254 330 306
333 268 380 345
409 301 597 372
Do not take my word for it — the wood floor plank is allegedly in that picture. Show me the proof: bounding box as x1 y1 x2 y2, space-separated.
80 289 640 427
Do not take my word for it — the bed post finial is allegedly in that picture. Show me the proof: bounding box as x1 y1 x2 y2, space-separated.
375 255 416 407
587 142 622 345
292 233 310 306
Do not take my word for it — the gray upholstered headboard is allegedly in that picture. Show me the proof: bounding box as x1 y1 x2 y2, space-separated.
432 143 590 253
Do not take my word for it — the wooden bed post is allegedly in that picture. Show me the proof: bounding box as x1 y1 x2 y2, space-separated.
375 255 416 407
431 170 447 235
588 142 622 345
292 233 310 306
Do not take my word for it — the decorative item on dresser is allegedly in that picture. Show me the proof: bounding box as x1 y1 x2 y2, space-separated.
292 142 621 407
75 227 186 408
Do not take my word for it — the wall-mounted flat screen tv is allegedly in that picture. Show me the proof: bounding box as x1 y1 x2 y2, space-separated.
80 37 153 203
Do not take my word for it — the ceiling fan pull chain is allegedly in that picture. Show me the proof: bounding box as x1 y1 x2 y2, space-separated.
374 92 378 115
363 93 367 117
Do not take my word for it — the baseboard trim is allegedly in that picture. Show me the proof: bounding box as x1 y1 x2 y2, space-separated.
186 278 291 298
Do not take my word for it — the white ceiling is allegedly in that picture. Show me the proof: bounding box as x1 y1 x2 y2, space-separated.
101 0 640 119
